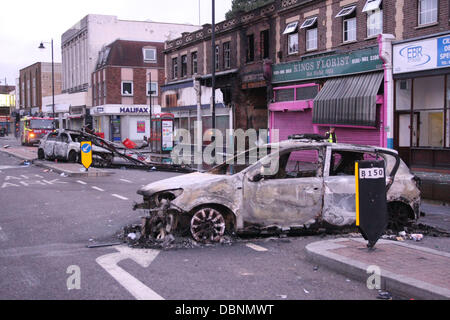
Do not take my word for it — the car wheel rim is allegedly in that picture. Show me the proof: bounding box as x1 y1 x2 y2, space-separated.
190 208 226 243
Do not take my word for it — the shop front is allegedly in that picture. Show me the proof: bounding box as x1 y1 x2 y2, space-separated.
91 105 153 143
392 32 450 171
271 46 385 146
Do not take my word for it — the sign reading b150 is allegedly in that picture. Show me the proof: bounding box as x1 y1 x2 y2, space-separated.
393 35 450 74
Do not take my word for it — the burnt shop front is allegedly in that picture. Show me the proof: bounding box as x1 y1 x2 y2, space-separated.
270 46 386 147
91 105 152 142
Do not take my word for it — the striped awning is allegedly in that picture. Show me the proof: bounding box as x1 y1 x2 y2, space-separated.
313 72 383 127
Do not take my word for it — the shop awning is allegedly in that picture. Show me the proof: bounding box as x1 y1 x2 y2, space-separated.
312 72 383 127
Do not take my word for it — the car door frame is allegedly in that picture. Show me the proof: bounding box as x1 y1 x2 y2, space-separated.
242 145 325 228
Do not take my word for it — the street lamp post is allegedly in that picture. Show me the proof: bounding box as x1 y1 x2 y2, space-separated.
148 72 153 154
38 39 55 129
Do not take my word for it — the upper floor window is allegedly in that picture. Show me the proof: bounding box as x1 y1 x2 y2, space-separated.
215 45 220 71
172 58 178 79
418 0 438 25
223 42 231 69
283 21 299 55
260 30 270 59
147 82 158 96
121 81 133 96
191 52 198 75
363 0 383 37
143 48 157 62
367 9 383 37
301 17 318 51
337 5 357 43
181 55 187 77
246 34 255 62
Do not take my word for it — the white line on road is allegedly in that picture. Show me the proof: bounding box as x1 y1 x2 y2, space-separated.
92 186 105 192
96 246 163 300
77 181 87 185
246 243 268 252
112 194 129 200
120 179 132 183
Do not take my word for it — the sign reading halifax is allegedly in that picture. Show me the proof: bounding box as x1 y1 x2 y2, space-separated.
272 46 383 84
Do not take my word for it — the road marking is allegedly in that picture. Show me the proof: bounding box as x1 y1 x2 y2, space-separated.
246 243 268 252
112 194 129 200
0 226 7 242
120 179 132 183
96 246 163 300
77 180 87 185
92 186 105 192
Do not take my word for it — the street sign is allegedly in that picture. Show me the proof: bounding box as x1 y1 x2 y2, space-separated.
355 160 388 249
81 141 93 170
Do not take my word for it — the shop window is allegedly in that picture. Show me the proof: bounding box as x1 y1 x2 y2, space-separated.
418 0 438 25
367 9 383 37
121 81 133 96
191 52 198 75
260 30 270 60
215 45 220 71
413 76 445 147
172 58 178 79
181 55 188 77
246 34 255 62
223 42 231 69
447 75 450 148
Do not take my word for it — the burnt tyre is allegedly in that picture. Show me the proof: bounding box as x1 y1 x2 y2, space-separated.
38 149 45 160
387 202 412 231
68 150 78 163
190 207 226 243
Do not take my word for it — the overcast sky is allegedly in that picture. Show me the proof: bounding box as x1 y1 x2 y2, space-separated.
0 0 232 86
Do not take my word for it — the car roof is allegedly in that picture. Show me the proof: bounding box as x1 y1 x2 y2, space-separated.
268 139 398 155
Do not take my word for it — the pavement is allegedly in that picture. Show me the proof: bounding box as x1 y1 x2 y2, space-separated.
306 237 450 300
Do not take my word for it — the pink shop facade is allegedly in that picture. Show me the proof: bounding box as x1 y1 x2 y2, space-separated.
269 46 388 148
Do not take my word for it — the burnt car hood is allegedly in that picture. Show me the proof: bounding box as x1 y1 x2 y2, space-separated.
137 172 231 196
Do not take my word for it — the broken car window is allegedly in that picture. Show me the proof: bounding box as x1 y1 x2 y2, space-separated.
330 151 383 176
267 149 321 179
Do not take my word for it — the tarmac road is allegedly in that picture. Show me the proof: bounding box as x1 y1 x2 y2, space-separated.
0 140 449 300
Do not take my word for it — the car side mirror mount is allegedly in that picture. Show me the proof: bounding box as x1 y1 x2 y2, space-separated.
249 173 264 183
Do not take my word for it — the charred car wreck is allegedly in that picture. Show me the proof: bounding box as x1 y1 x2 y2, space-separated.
134 138 421 243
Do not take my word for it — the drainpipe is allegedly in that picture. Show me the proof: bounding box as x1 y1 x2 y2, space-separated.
378 34 396 149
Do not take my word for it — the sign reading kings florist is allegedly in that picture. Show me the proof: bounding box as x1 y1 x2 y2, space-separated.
272 46 383 84
393 34 450 74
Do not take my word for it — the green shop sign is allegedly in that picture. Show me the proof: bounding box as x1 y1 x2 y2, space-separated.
272 47 383 84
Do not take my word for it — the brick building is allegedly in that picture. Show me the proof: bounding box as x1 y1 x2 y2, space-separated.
90 40 164 143
18 62 62 116
164 0 449 182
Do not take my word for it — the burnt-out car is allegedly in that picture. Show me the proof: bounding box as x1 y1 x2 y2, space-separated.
38 130 114 166
135 138 421 242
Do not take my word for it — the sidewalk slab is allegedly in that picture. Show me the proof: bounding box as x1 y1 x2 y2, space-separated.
306 238 450 300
